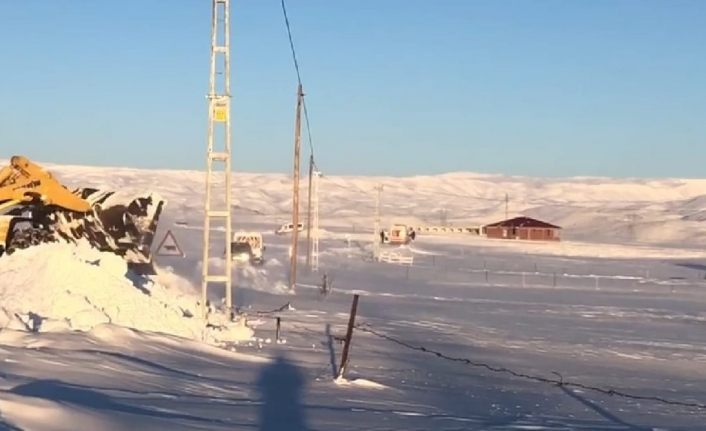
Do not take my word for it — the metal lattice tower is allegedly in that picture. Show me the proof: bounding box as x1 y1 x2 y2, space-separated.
311 170 321 272
201 0 233 318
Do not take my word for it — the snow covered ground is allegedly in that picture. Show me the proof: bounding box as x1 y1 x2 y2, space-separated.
2 162 706 430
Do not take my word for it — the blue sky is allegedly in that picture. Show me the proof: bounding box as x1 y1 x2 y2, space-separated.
0 1 704 178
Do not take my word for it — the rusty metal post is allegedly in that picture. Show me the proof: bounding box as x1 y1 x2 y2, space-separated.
337 294 360 379
275 317 281 342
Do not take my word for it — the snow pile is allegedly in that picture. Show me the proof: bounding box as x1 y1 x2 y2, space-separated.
0 242 253 345
334 376 388 390
238 264 289 294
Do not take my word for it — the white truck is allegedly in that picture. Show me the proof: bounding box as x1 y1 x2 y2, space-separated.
230 231 265 265
381 224 416 245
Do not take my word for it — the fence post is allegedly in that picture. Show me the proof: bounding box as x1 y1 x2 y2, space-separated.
275 317 281 342
485 269 489 284
337 294 360 380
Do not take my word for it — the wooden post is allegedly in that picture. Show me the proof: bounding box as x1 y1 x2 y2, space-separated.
337 294 360 379
485 269 489 283
289 84 303 290
275 317 281 342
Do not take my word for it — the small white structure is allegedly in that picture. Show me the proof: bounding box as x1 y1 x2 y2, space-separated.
379 250 414 266
275 222 304 235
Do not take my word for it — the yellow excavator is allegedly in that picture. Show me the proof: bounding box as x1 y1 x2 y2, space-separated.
0 155 165 272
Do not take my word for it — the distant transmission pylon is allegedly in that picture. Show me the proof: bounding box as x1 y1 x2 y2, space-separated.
311 170 321 272
201 0 233 318
373 184 383 260
305 155 314 270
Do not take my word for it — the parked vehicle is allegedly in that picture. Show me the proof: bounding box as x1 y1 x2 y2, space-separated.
381 224 416 245
275 222 304 235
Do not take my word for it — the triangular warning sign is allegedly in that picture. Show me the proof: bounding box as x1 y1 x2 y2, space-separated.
156 230 185 257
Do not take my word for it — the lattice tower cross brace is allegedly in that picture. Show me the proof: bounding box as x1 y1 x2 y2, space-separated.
201 0 233 318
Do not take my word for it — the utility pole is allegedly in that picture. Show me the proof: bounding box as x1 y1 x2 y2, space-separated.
505 193 509 221
201 0 233 318
289 84 304 290
312 170 321 272
373 184 383 260
305 154 314 270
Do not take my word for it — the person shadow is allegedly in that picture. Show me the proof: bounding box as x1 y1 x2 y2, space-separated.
256 354 309 431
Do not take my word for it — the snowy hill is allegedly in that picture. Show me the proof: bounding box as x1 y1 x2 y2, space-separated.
37 161 706 249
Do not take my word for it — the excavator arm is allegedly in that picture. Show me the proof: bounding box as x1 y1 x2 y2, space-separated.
0 156 90 212
0 155 165 273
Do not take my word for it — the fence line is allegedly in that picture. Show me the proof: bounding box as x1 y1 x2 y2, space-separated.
354 322 706 411
374 258 706 292
379 251 414 266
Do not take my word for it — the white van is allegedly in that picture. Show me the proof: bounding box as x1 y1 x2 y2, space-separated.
275 222 304 235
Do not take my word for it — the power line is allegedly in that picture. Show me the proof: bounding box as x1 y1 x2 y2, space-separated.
280 0 315 159
355 323 706 411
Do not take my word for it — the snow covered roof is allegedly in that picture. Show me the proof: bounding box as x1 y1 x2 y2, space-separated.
484 216 561 229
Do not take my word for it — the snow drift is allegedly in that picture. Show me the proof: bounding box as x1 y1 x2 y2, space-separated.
0 242 252 345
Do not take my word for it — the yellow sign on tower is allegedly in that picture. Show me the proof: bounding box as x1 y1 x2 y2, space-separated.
213 102 228 122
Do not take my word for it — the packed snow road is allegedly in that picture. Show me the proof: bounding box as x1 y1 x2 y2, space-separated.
3 231 705 429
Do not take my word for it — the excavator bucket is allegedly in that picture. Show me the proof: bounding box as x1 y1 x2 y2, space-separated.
55 188 166 273
0 155 166 273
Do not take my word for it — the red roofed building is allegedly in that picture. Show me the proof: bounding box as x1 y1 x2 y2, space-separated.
483 216 561 241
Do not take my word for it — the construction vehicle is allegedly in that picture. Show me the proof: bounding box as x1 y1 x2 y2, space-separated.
0 155 165 272
230 231 265 265
381 224 416 245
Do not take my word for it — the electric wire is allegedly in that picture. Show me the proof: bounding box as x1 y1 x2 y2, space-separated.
280 0 315 162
